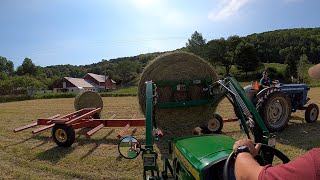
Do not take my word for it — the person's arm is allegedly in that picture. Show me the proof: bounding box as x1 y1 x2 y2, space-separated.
260 79 268 88
235 152 264 180
259 78 264 86
233 140 263 180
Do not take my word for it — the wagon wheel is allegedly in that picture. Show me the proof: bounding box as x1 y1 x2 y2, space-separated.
92 113 101 119
305 103 319 123
52 124 75 147
207 114 224 133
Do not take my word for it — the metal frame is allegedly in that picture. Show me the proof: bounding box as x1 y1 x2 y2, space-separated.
14 108 145 139
154 78 223 108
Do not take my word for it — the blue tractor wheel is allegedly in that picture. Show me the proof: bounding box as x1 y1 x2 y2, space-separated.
256 91 291 132
305 103 319 123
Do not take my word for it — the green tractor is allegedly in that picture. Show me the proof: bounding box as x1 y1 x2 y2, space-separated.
118 77 291 180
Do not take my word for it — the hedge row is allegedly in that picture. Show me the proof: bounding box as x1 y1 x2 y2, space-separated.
0 95 33 103
33 92 77 99
0 92 138 103
99 93 137 97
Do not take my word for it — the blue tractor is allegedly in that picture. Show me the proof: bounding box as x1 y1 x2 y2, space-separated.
244 83 319 132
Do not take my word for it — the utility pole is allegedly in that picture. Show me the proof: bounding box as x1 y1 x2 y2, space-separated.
104 66 107 92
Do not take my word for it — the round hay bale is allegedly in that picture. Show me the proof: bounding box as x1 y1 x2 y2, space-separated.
308 64 320 79
138 51 223 137
74 91 103 111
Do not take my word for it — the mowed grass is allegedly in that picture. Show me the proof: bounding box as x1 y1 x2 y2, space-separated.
105 87 138 94
1 88 320 179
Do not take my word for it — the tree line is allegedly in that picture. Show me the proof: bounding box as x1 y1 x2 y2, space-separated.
186 28 320 80
1 28 320 95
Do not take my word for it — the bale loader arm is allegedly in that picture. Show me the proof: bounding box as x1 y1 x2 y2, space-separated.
140 77 273 179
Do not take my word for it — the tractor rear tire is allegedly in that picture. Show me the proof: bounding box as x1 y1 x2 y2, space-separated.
257 92 291 132
305 103 319 123
52 124 75 147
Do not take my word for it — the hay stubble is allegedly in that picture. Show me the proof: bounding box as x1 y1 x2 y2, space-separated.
0 89 319 179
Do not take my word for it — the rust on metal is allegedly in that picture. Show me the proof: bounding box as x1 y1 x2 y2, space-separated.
14 107 146 145
117 114 145 139
103 118 146 127
32 124 55 134
86 123 104 137
53 108 101 125
109 114 117 119
117 124 131 139
14 122 38 133
86 114 117 138
223 118 238 122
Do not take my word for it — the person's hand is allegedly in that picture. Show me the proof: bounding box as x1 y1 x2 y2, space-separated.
233 139 262 157
273 80 280 84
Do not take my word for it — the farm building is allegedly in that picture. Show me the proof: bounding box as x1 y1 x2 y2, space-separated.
83 73 116 91
53 73 116 93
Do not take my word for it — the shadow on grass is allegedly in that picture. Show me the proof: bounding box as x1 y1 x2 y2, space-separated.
275 121 320 151
36 146 76 164
79 129 115 159
31 141 48 149
77 129 119 146
116 154 123 161
5 136 35 148
131 128 137 136
5 134 50 148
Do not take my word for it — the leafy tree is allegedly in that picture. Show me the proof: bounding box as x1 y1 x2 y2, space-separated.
207 38 227 67
284 53 297 78
186 31 207 58
247 28 320 64
0 56 14 76
114 60 139 85
298 54 308 83
225 36 242 74
0 72 8 80
0 75 46 95
206 36 242 75
6 60 14 75
16 58 39 76
235 42 261 75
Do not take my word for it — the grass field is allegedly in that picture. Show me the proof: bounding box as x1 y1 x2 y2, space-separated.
1 88 320 179
109 87 138 94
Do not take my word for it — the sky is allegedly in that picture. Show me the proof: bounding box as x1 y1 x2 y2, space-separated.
0 0 319 67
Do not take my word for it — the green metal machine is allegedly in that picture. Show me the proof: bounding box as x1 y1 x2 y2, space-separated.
118 77 291 180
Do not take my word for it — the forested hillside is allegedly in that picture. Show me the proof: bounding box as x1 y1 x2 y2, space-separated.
1 28 320 95
246 28 320 64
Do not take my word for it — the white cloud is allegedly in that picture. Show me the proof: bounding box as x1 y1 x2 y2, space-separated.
208 0 252 22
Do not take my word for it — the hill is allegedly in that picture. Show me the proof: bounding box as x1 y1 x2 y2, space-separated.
41 27 320 81
1 27 320 95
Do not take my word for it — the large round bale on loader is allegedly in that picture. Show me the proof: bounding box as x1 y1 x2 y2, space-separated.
308 64 320 79
138 51 223 136
74 91 103 118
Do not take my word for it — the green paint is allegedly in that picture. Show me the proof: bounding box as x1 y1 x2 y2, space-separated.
127 149 137 158
173 135 235 179
140 78 272 179
227 77 270 144
145 81 153 148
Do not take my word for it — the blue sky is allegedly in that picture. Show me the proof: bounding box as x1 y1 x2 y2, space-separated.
0 0 319 67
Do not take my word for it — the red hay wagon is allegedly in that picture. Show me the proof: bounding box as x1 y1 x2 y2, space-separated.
14 108 146 147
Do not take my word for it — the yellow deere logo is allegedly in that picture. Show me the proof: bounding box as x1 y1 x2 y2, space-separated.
174 146 200 180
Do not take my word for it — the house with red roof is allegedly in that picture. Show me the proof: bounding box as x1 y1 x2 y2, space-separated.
53 73 116 93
